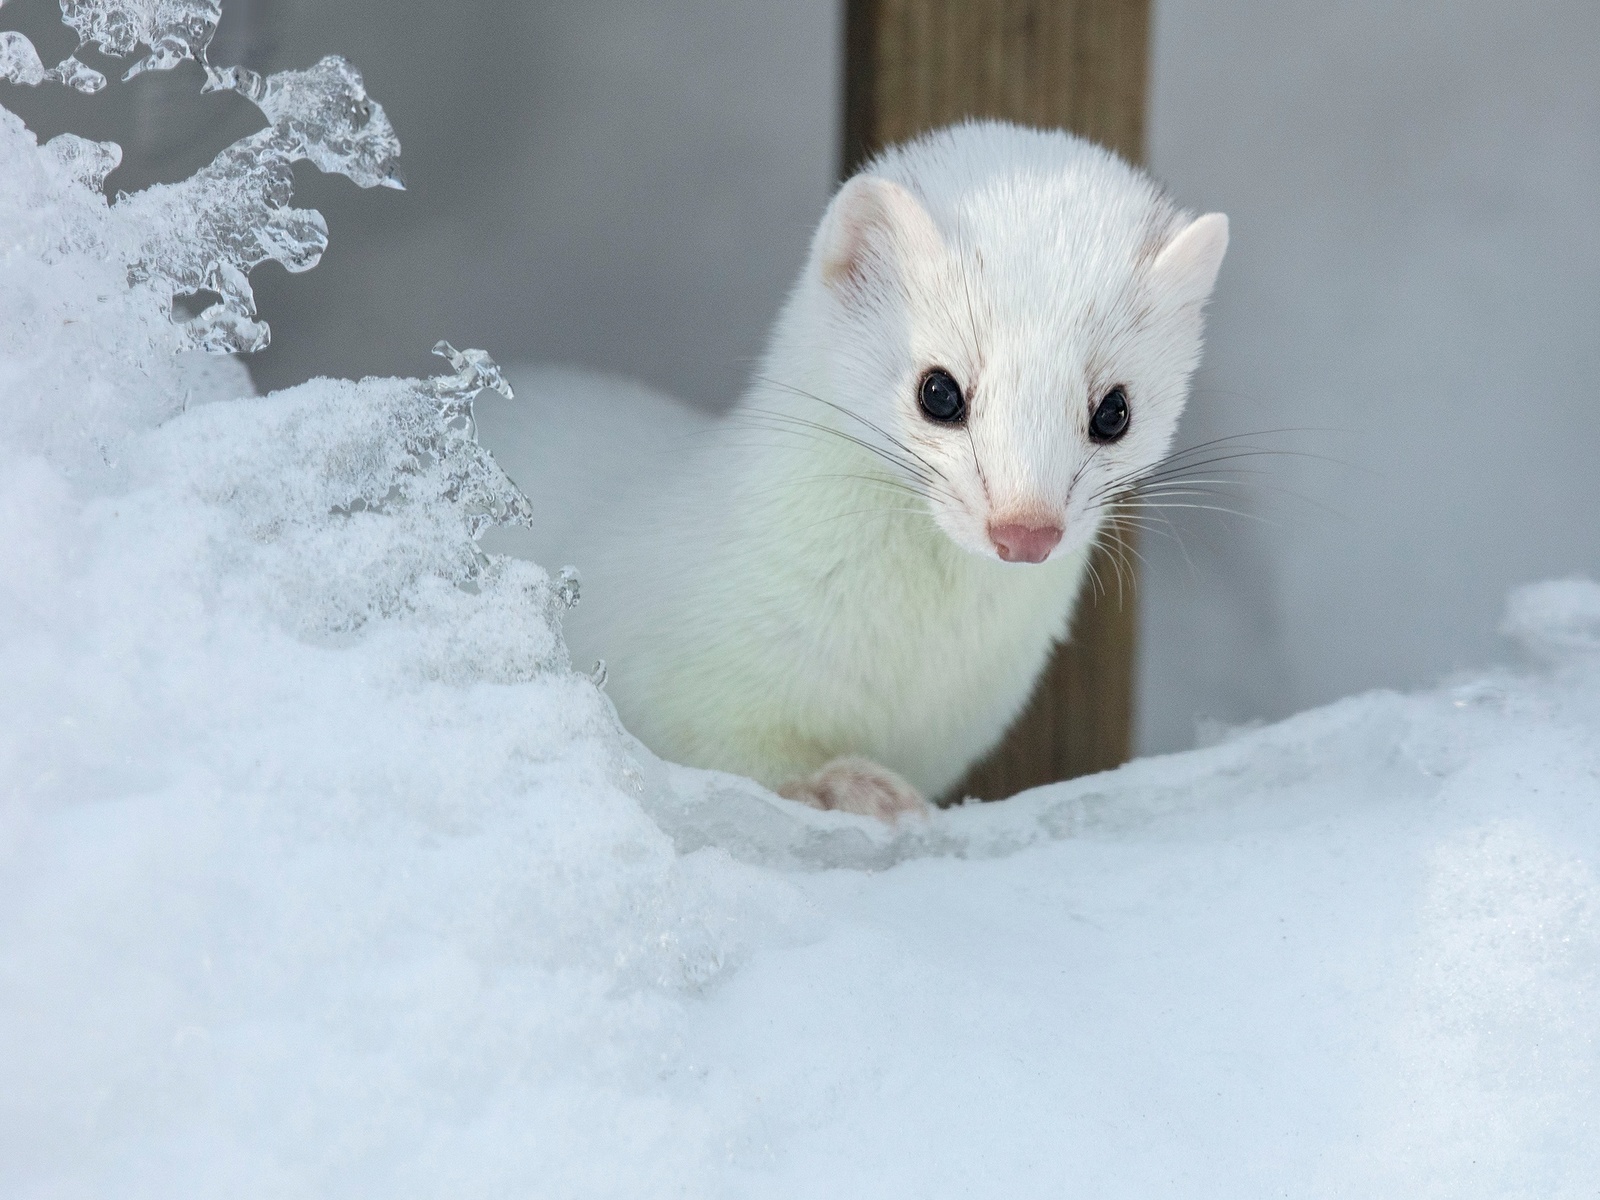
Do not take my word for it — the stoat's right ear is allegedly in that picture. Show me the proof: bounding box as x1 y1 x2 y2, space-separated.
1149 212 1230 309
818 175 944 295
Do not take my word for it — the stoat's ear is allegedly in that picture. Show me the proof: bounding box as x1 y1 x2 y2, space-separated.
818 174 944 295
1149 212 1229 307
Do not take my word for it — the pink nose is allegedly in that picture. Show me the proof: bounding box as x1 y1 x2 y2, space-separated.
988 521 1063 564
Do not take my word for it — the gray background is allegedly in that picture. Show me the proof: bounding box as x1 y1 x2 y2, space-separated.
1141 0 1600 749
4 0 1597 754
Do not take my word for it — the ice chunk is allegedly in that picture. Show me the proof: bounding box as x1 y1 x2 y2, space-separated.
554 564 581 609
99 54 401 351
58 0 221 79
5 8 404 353
42 132 122 190
0 31 106 92
206 56 405 190
48 54 106 91
113 54 403 350
433 339 515 402
156 342 538 634
1 30 48 86
4 0 223 92
112 138 329 352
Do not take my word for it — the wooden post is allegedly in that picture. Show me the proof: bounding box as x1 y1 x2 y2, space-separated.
841 0 1150 800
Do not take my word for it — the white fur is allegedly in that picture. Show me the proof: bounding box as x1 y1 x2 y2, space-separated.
480 121 1227 808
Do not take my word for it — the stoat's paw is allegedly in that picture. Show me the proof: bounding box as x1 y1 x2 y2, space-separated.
777 756 929 823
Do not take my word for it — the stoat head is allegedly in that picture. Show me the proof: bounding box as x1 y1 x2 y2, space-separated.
802 121 1228 566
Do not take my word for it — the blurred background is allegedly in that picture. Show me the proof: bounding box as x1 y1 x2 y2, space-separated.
4 0 1598 754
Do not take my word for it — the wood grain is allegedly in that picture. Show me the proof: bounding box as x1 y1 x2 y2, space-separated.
841 0 1151 799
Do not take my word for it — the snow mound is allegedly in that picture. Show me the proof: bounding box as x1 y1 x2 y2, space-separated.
2 6 1597 1196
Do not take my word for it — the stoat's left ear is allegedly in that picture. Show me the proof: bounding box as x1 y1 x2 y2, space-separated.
1149 212 1229 307
817 174 945 295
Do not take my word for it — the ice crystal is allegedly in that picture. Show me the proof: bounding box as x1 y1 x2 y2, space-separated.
555 565 582 610
114 137 331 353
4 3 404 353
2 3 541 630
432 339 514 402
119 52 401 352
59 0 221 79
164 349 544 641
47 53 105 91
42 131 123 189
3 4 551 663
205 56 405 190
2 0 219 92
0 31 105 92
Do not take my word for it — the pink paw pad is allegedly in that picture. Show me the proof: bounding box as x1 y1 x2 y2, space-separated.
778 756 929 823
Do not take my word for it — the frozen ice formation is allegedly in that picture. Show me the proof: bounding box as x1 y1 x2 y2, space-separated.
60 0 221 78
205 56 405 191
112 138 328 353
125 52 403 352
432 338 516 403
41 130 123 190
2 3 402 353
0 31 43 86
166 358 551 647
0 30 105 92
1 0 221 92
1 59 554 651
0 7 536 622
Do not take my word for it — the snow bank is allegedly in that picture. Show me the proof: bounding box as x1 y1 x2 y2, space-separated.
2 7 1597 1197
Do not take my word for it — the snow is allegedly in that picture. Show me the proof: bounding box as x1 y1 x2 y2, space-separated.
3 7 1598 1197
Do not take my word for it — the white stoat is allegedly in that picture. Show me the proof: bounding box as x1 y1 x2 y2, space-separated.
480 120 1228 820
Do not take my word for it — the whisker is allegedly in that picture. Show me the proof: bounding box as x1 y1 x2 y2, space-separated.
1091 426 1356 510
1123 478 1263 494
1136 446 1345 480
733 407 952 494
752 376 951 483
1107 500 1277 526
1099 532 1131 604
1094 448 1338 500
1142 426 1351 464
1067 440 1106 501
966 422 992 505
957 254 987 372
1097 516 1155 573
732 419 960 508
1114 477 1347 521
1109 505 1200 576
734 407 933 474
1081 550 1107 603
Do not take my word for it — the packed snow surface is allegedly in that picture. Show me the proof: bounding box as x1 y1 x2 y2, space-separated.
3 7 1598 1196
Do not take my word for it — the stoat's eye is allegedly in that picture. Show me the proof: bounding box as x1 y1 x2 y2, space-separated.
918 368 966 424
1089 386 1130 442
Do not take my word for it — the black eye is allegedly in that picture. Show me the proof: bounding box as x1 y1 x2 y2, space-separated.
1089 386 1130 442
918 368 966 424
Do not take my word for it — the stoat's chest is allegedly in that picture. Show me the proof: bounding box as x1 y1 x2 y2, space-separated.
764 500 1086 795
